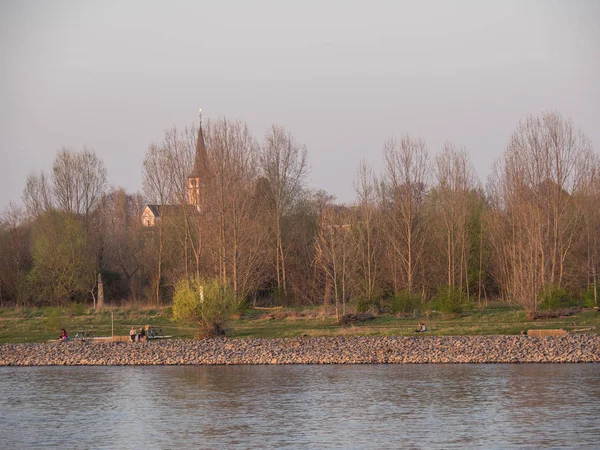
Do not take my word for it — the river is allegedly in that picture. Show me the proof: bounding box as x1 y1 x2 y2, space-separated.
1 364 599 449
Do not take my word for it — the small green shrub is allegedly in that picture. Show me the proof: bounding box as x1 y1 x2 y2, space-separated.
430 285 465 315
391 290 422 314
232 297 248 316
538 286 576 310
172 280 198 321
354 296 380 313
68 303 87 317
582 286 599 308
162 306 173 318
270 287 297 307
173 278 235 337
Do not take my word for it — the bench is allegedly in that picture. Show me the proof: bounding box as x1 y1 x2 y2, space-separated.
526 329 568 337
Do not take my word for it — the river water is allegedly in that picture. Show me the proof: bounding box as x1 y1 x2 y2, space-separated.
1 364 599 449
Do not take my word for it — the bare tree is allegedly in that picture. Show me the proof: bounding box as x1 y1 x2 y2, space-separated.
22 171 53 218
352 161 381 303
429 143 480 294
259 124 309 297
379 135 429 294
581 159 600 307
52 148 107 219
0 203 30 307
162 125 197 281
99 188 146 300
142 143 173 304
314 204 352 320
204 118 265 302
487 112 594 309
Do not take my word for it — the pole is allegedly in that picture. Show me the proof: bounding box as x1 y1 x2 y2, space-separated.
97 273 104 309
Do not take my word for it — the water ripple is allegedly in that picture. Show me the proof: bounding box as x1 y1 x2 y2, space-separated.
1 365 599 449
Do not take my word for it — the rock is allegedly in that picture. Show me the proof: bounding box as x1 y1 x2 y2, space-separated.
1 335 599 366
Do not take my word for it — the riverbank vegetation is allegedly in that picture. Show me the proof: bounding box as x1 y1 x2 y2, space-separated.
0 303 598 344
1 111 599 333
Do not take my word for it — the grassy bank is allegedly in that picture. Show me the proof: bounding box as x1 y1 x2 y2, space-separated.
0 304 598 344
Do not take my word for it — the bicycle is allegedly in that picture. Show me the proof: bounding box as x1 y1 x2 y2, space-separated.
74 330 94 341
147 326 163 339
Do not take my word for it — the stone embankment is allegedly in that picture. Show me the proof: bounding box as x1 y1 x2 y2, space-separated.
1 335 599 366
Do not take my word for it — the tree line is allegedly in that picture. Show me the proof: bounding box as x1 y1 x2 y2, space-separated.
1 111 598 313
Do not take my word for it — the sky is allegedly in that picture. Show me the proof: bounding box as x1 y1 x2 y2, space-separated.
1 0 599 210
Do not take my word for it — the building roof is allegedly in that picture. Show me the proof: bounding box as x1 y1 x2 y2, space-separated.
144 204 198 217
190 119 209 179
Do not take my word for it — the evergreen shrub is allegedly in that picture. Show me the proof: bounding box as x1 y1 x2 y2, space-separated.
391 290 422 314
582 286 598 308
354 296 380 313
430 285 465 315
538 286 576 310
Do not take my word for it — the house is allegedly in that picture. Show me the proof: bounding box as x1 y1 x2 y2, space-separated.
141 204 160 227
141 204 198 227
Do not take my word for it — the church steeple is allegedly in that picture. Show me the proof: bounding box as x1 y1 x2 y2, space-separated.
187 109 208 208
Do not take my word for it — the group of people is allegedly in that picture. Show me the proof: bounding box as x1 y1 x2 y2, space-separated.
130 326 148 342
58 327 149 342
414 323 428 333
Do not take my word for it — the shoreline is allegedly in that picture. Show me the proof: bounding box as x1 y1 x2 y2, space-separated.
1 335 599 366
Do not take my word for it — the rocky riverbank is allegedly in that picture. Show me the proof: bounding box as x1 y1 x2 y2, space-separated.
1 335 599 366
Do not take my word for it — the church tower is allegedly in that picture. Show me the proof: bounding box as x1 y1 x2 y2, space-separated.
187 109 209 209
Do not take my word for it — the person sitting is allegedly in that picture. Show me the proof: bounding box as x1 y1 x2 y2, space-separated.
59 329 69 341
414 323 428 333
129 327 137 342
138 326 146 342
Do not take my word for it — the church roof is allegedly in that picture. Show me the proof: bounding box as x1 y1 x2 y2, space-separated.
190 117 209 178
144 204 197 217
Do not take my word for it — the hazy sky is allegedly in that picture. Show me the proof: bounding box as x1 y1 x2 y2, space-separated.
1 0 598 210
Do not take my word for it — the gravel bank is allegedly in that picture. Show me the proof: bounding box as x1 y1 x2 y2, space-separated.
1 335 599 366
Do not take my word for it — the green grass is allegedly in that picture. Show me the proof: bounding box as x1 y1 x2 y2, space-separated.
0 304 598 343
230 305 599 338
0 306 194 343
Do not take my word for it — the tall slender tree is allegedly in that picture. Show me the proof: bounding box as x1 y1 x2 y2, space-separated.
379 135 429 294
487 112 595 309
259 125 308 297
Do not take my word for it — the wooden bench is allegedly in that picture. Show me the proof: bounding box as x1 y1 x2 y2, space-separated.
527 329 568 337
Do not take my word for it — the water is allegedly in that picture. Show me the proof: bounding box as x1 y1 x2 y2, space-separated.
1 365 599 449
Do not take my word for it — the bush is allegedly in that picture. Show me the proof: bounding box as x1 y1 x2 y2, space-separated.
391 290 422 314
162 306 173 318
582 286 599 308
172 278 235 337
232 297 248 316
538 286 576 311
430 285 465 315
353 296 380 313
68 303 87 317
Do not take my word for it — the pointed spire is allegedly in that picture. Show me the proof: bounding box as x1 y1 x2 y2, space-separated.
191 108 208 178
